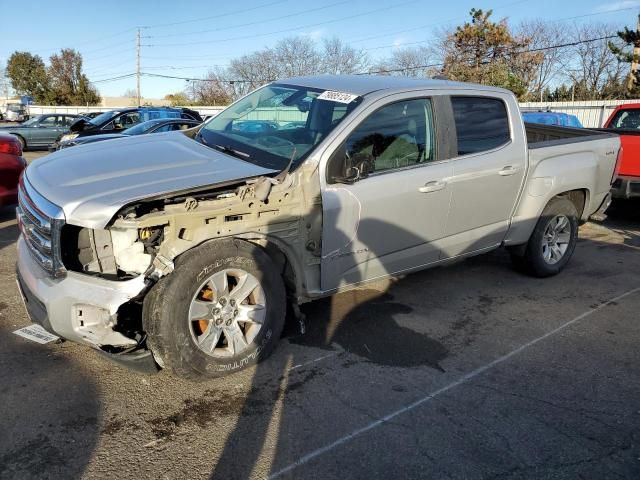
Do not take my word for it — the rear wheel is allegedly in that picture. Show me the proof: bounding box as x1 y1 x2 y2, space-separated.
143 238 286 380
510 196 578 278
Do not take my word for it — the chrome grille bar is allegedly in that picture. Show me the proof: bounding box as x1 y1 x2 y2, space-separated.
16 176 66 277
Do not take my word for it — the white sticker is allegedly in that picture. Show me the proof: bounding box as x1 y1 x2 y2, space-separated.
13 324 60 344
317 90 359 104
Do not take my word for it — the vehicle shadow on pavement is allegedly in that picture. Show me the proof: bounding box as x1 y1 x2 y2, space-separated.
208 214 489 480
206 199 640 480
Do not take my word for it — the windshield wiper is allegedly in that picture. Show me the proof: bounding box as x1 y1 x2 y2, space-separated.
211 143 251 159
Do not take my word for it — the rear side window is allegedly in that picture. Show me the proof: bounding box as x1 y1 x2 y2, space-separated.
451 97 510 155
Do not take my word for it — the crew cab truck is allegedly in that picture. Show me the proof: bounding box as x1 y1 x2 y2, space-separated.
603 103 640 199
15 76 620 379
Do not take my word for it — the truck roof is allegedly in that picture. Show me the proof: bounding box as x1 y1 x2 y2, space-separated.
275 74 510 97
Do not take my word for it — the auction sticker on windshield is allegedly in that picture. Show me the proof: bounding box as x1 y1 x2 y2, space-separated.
14 324 60 344
317 90 359 103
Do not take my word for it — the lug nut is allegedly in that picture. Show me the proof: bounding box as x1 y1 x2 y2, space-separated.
219 298 227 306
214 308 221 315
234 309 239 317
230 299 236 307
215 318 223 326
225 319 232 326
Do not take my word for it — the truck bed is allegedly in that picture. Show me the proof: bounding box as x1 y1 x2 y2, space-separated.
525 123 618 149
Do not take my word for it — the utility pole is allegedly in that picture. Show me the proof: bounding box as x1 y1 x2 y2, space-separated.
628 16 640 92
136 28 141 106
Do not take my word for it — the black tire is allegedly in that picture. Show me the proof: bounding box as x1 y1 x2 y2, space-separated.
143 238 286 380
510 196 579 278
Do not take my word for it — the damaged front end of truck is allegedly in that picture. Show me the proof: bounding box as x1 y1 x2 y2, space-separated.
42 162 322 368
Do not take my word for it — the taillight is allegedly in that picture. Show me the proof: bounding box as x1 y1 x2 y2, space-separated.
0 138 22 156
612 146 623 183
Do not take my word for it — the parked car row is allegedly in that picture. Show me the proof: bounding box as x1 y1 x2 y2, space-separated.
0 106 203 152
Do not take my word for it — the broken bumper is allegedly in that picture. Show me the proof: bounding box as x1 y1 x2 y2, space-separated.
16 236 146 348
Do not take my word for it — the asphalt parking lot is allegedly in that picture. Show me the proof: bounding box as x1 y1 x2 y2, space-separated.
1 150 640 479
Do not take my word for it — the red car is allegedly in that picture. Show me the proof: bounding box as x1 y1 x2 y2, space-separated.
0 133 26 206
603 104 640 199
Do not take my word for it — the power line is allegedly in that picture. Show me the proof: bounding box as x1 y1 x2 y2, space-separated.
141 0 290 29
346 4 636 46
89 34 620 85
90 73 137 84
147 0 350 39
146 0 422 48
360 34 620 75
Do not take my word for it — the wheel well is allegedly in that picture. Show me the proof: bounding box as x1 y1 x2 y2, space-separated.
558 189 587 218
13 134 26 148
247 238 299 300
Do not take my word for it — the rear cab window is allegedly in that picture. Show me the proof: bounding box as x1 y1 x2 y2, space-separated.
451 96 510 155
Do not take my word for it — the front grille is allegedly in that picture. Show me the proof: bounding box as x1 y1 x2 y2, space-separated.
16 176 66 277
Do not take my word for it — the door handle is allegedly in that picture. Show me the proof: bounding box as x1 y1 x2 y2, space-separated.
498 166 518 176
418 180 446 193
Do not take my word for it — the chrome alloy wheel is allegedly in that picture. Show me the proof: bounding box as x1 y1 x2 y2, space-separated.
541 215 571 265
188 269 266 357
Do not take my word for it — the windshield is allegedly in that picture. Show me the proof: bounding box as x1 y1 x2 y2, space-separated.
122 120 163 135
199 83 362 170
90 110 120 126
20 116 41 126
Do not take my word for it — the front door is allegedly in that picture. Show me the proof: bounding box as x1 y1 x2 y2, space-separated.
321 97 453 291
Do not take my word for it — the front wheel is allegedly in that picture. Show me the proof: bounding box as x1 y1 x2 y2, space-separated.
143 239 286 379
510 196 579 278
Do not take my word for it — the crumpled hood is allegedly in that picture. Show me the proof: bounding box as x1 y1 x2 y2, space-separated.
26 132 276 228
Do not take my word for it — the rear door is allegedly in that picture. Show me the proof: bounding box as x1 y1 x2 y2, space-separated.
440 95 527 258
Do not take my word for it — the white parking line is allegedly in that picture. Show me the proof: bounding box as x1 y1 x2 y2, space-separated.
289 351 340 371
268 286 640 479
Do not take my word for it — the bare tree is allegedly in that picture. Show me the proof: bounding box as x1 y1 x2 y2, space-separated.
191 68 234 105
569 23 624 99
373 46 435 76
517 20 571 101
273 36 321 77
321 37 369 74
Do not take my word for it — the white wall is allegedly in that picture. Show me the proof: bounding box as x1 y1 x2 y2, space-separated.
23 100 640 128
26 105 226 117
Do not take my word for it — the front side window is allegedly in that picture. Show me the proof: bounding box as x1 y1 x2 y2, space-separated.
345 98 435 174
39 116 57 127
451 96 510 155
200 84 362 170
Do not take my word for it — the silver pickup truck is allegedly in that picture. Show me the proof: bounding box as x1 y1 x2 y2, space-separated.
16 76 620 378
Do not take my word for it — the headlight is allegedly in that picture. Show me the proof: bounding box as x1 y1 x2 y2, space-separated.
60 133 79 143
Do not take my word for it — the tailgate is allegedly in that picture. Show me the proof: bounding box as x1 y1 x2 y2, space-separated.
617 134 640 177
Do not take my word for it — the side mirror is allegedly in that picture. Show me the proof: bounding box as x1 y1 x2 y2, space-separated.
327 143 369 185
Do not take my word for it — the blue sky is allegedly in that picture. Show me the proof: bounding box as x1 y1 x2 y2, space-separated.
1 0 638 99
